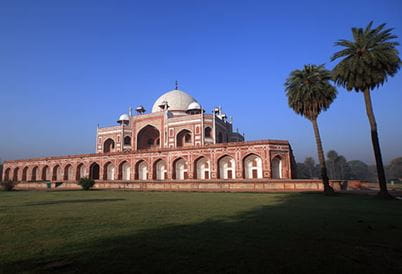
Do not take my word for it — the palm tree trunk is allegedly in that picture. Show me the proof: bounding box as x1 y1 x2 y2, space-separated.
363 88 391 198
311 118 334 194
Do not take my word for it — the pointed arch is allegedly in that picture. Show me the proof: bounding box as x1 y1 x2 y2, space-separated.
204 127 212 138
176 129 192 147
64 164 73 181
4 168 11 181
52 165 61 181
124 136 131 146
118 160 131 181
13 167 20 182
271 156 283 179
194 156 210 180
218 155 236 179
22 166 29 181
42 166 49 181
103 161 115 181
103 138 115 153
137 125 160 150
153 159 167 180
173 158 188 180
135 160 148 180
89 162 100 180
31 166 39 181
76 163 85 181
243 154 263 179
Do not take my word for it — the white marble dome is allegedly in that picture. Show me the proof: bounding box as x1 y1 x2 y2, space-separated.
187 101 201 110
152 89 198 113
118 113 130 121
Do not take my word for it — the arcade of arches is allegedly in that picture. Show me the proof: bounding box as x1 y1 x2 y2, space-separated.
2 153 287 182
3 90 295 187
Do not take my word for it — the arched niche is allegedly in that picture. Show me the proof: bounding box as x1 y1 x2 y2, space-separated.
194 157 210 179
271 156 283 179
89 163 100 180
218 155 236 179
243 154 263 179
104 138 115 153
137 125 160 150
153 159 167 180
176 129 192 147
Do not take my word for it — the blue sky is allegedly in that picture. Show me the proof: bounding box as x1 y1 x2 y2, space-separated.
0 0 401 164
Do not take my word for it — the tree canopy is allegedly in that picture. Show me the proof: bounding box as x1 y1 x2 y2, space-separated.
332 21 401 92
285 64 337 120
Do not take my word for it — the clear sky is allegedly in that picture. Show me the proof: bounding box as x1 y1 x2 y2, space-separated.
0 0 401 164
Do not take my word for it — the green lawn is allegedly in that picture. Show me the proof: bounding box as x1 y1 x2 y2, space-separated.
1 191 401 273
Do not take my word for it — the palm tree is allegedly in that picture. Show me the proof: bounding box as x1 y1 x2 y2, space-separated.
285 65 337 194
331 22 401 198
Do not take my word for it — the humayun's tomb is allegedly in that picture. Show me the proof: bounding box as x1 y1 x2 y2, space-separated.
3 87 346 192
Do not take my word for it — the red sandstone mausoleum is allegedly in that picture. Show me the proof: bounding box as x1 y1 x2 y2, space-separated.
2 88 296 188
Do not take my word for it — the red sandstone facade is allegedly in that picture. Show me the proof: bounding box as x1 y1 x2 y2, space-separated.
1 89 295 185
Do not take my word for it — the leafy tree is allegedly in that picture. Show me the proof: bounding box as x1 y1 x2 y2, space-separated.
388 157 402 179
326 150 351 180
304 157 317 178
331 22 401 198
78 177 95 191
337 155 351 180
296 163 309 179
285 65 337 194
326 150 339 179
348 160 370 180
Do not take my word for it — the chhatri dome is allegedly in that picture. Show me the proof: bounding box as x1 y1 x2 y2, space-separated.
152 89 199 113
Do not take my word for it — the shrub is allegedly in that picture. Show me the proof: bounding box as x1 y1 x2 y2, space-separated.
1 180 16 191
78 177 95 190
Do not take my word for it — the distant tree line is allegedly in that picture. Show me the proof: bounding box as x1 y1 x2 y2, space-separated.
296 150 402 182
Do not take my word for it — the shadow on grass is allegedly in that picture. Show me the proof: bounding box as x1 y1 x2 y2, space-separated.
3 193 402 274
24 198 126 206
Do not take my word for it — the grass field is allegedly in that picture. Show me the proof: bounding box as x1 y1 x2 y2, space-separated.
1 191 402 273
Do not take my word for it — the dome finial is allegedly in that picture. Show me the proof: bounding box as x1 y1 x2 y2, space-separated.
175 80 179 90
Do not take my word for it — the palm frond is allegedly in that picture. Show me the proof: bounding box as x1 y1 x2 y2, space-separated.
331 21 401 92
285 65 337 120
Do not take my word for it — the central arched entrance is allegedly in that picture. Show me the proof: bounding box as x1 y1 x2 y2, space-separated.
137 125 160 150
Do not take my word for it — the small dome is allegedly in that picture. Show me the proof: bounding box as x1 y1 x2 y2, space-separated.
152 89 198 113
187 101 201 110
118 113 130 122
